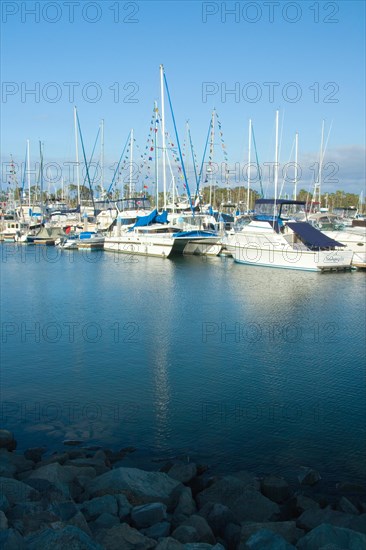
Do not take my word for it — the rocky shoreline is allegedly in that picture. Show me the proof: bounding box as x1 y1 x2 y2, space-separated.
0 430 365 549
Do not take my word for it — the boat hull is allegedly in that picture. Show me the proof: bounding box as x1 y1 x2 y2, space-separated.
104 236 174 258
183 239 222 256
232 241 353 271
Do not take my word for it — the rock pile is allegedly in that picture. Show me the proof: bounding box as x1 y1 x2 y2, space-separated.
0 430 365 549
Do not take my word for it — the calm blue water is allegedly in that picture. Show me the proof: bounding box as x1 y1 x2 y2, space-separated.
1 244 365 485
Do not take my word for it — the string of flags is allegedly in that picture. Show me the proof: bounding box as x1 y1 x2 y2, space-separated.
111 108 230 197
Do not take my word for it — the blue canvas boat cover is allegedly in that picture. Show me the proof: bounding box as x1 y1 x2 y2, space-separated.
155 210 168 224
79 232 97 239
132 209 158 228
286 222 343 248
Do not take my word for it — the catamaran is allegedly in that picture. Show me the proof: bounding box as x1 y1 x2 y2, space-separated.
103 208 220 258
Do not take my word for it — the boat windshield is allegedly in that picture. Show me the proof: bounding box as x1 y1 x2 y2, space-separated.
254 200 306 221
119 198 151 211
333 207 358 220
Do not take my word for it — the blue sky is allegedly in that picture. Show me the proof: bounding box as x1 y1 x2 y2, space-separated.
1 0 365 196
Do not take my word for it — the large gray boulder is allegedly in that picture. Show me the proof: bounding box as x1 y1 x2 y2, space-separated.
292 494 320 514
338 497 360 515
297 508 366 533
196 475 260 510
155 537 184 549
142 521 171 539
28 463 96 498
172 485 197 527
244 528 296 549
198 502 236 535
197 475 279 522
79 495 118 521
66 458 109 476
0 494 10 513
92 512 120 529
87 466 181 505
238 521 303 547
172 514 215 544
0 477 39 504
297 523 366 549
25 525 103 549
232 490 280 522
131 502 167 528
0 431 16 452
260 475 290 503
95 522 156 550
24 447 46 463
184 544 225 550
168 463 197 484
297 467 321 486
0 528 25 549
0 454 17 478
0 510 8 530
0 451 34 475
115 493 132 521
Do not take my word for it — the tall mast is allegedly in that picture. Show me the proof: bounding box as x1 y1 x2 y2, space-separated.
247 118 252 212
294 132 298 200
101 118 104 194
154 101 159 209
39 141 43 213
160 64 167 209
319 119 325 209
274 110 279 217
209 109 215 206
129 128 134 197
74 106 81 215
27 139 31 210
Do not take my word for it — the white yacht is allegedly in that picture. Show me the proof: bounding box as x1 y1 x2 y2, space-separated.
308 212 366 269
227 199 354 272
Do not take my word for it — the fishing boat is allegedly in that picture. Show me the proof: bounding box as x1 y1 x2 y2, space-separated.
229 199 354 271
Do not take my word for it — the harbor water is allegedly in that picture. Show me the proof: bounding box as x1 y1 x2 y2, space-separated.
1 244 365 486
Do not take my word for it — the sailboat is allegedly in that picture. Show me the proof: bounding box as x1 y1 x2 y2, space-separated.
104 65 221 258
